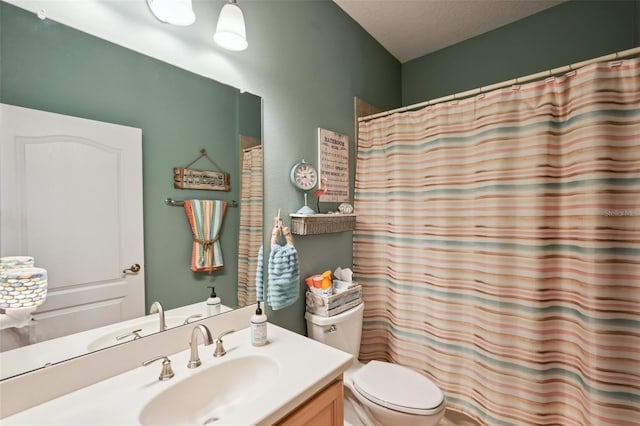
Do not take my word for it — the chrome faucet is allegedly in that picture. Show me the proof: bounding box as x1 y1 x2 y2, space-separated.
188 324 214 368
149 301 167 331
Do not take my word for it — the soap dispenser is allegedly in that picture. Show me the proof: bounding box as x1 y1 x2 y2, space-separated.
207 286 221 316
251 302 267 346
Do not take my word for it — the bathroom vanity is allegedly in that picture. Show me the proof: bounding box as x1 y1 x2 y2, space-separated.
0 306 352 425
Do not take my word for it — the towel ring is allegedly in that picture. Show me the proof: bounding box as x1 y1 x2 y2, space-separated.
271 222 294 247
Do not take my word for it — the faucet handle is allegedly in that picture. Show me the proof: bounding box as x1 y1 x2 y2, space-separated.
142 355 175 381
183 314 203 325
213 329 235 358
116 328 143 342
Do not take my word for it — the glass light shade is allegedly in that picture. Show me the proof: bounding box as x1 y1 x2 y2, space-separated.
147 0 196 26
214 3 248 51
0 267 48 309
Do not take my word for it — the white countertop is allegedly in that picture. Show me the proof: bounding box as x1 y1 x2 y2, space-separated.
2 324 352 425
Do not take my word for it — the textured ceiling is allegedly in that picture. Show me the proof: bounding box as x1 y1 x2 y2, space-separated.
333 0 565 63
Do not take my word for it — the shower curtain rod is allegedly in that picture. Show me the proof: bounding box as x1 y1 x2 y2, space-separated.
359 46 640 123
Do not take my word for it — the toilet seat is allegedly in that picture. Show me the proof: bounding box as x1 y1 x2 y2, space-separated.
352 360 445 416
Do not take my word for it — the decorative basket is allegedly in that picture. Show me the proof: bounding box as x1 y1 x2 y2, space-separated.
305 284 362 317
289 213 356 235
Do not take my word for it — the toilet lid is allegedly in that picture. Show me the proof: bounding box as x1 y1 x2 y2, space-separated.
352 361 444 415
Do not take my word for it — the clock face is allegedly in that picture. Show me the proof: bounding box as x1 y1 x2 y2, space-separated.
290 161 318 191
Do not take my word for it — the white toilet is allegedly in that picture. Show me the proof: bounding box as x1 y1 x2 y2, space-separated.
305 302 446 426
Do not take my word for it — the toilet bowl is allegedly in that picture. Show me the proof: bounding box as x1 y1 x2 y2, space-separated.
305 302 445 426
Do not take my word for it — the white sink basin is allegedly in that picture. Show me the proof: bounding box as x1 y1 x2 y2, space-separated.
139 354 279 426
86 316 186 351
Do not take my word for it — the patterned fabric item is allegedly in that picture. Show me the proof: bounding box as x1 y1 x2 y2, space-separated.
354 58 640 425
184 200 227 272
237 146 263 306
266 224 300 310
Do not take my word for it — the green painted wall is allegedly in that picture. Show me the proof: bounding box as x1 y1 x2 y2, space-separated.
402 0 640 105
239 93 262 139
0 2 243 311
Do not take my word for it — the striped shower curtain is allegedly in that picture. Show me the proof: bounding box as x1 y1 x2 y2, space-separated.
354 58 639 425
237 146 263 307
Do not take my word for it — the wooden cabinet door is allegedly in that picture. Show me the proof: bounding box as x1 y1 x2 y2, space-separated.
278 379 344 426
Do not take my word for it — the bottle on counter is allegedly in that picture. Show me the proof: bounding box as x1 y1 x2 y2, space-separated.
251 301 267 346
207 286 221 316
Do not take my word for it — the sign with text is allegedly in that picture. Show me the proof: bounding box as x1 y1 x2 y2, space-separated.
317 128 349 202
173 167 230 191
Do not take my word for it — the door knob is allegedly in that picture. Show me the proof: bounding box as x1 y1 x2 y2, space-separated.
122 263 141 274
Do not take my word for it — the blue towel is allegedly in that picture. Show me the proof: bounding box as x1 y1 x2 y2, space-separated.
266 241 300 310
256 245 264 302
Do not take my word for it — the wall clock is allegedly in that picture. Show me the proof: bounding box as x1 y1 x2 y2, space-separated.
290 160 318 214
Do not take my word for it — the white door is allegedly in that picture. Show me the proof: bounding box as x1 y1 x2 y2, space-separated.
0 104 144 346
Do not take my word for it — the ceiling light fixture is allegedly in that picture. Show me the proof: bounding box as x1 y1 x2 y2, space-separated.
147 0 196 26
214 0 248 51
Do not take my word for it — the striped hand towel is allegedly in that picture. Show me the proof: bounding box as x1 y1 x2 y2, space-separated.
184 200 227 272
266 243 300 310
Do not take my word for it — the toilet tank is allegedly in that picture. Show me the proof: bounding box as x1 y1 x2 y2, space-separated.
305 302 364 359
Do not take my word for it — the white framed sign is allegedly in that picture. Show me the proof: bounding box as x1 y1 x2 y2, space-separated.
317 128 349 202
